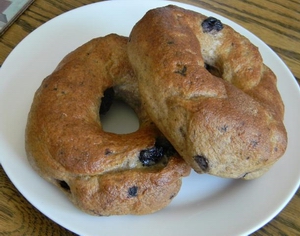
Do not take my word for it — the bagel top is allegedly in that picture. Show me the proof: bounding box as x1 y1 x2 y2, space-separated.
128 5 287 179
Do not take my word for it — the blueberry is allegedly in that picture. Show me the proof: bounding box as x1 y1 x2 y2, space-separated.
139 137 175 166
201 17 223 33
139 146 164 166
193 155 209 171
128 186 138 197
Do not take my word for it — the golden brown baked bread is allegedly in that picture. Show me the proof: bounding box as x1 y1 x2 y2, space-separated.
128 5 287 179
25 34 190 216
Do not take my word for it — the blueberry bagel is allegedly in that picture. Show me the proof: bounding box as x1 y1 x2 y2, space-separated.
25 34 190 216
128 5 287 179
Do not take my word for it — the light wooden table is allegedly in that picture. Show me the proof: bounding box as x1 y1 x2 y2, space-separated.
0 0 299 235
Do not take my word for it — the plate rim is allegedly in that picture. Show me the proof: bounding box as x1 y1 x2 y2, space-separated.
0 1 299 236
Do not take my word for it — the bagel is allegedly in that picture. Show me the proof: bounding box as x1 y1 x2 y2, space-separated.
128 5 287 179
25 34 190 216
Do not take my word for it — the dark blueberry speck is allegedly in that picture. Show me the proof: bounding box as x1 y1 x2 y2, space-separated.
194 155 209 171
175 65 187 76
202 17 223 33
128 186 138 197
220 124 228 132
250 140 259 147
105 149 112 155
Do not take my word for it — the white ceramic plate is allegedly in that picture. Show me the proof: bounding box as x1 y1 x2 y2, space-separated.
0 1 299 235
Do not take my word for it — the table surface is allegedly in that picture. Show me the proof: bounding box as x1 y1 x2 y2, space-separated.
0 0 299 235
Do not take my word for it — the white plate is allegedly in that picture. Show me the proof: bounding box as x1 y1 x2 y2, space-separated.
0 1 299 235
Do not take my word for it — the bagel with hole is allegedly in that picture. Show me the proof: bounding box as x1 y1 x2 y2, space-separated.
25 34 190 216
128 5 287 179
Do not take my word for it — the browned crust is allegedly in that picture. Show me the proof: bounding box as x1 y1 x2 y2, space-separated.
25 34 190 216
128 5 287 179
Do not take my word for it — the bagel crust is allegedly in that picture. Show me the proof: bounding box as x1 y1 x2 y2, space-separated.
128 5 287 179
25 34 190 216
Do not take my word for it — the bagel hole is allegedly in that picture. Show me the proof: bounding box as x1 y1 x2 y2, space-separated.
100 98 139 134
